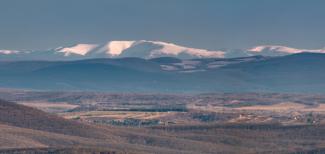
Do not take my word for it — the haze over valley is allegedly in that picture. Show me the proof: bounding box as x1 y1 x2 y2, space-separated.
1 0 325 154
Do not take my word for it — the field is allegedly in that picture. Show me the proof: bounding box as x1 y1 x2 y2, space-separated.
1 90 325 153
3 91 325 126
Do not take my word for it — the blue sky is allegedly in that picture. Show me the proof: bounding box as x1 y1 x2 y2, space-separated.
0 0 324 50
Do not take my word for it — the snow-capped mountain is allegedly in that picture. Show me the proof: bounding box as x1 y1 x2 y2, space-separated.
1 41 325 61
57 40 225 59
0 40 225 61
247 45 325 56
0 50 21 55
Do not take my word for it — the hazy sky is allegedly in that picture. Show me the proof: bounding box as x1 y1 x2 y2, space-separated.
0 0 325 50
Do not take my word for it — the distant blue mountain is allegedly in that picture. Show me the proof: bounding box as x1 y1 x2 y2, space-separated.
0 53 324 93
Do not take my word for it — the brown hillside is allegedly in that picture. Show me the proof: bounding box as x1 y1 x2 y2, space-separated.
0 100 119 140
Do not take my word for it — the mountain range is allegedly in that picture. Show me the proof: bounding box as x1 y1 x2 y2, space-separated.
0 52 324 93
1 40 325 60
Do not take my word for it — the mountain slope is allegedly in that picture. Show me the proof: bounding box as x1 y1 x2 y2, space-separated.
220 52 325 92
0 99 118 139
0 53 324 93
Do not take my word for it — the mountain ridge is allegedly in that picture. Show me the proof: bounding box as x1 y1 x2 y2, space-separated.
0 52 324 93
1 40 325 60
0 40 225 60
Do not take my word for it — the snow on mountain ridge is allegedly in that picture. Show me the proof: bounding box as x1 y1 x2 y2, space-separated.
2 41 325 60
54 40 225 58
57 44 98 56
0 50 21 55
105 41 135 56
249 45 325 54
144 41 224 58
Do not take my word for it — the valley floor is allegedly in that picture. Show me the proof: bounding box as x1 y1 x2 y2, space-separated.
1 91 325 153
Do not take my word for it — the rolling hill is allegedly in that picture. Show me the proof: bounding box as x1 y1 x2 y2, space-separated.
0 53 324 93
0 99 229 153
2 99 325 154
0 99 269 154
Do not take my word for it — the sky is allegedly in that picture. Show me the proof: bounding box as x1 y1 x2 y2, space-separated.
0 0 325 51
